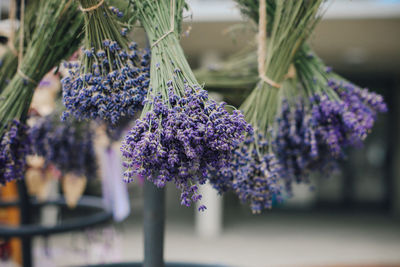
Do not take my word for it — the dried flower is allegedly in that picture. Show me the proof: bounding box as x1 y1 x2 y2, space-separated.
62 0 150 124
0 120 31 184
122 0 251 208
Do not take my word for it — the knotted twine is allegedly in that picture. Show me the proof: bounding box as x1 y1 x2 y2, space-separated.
151 0 176 48
79 0 104 12
9 0 38 84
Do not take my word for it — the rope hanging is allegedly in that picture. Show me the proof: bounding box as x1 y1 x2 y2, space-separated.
257 0 281 89
79 0 104 12
17 0 37 84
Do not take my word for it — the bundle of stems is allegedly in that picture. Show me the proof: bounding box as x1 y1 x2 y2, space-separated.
0 0 83 184
0 0 40 90
194 45 258 90
122 0 250 209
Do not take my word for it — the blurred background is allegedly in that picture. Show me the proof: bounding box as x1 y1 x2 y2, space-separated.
1 0 400 266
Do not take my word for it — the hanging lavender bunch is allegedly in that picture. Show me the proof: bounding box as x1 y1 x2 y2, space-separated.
61 0 150 125
0 0 83 184
199 0 387 194
280 46 388 176
210 0 323 213
122 0 251 210
30 112 97 179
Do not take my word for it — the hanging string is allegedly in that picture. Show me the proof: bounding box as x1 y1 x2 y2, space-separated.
7 0 18 56
257 0 281 89
18 0 24 67
16 0 37 84
151 0 175 48
284 64 296 79
79 0 104 12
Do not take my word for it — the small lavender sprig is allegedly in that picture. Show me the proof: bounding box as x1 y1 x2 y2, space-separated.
61 0 150 125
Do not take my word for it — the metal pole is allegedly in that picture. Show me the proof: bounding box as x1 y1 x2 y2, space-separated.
143 180 165 267
17 180 32 267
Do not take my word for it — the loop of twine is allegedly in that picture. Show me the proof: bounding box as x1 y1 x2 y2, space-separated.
257 0 281 89
16 0 37 85
151 0 175 48
8 0 18 56
79 0 104 12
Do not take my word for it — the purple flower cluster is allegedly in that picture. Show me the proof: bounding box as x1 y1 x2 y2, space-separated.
309 80 387 158
30 116 97 179
328 79 388 144
210 132 283 213
121 84 251 209
274 79 387 182
0 120 31 184
274 99 337 185
62 44 150 124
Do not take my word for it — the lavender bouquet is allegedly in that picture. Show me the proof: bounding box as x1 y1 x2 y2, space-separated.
210 0 323 213
0 0 83 184
203 0 387 193
121 0 251 210
30 110 97 180
275 46 387 182
62 0 150 125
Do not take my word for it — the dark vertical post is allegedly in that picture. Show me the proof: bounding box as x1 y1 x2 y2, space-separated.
143 180 165 267
16 1 32 265
388 78 399 215
17 180 32 267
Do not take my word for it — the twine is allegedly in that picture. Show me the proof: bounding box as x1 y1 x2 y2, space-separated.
257 0 281 89
151 0 175 48
17 69 37 84
79 0 104 12
8 0 18 56
18 0 25 68
284 64 296 79
17 0 37 85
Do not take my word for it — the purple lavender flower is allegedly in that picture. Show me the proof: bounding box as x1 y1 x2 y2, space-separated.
284 46 388 181
121 85 251 207
0 120 31 184
62 48 150 125
274 78 387 183
61 2 150 125
210 132 283 214
274 98 338 185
